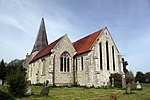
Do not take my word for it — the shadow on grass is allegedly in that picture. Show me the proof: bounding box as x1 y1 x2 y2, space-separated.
24 93 50 98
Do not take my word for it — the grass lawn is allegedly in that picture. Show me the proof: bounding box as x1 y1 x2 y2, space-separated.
0 84 150 100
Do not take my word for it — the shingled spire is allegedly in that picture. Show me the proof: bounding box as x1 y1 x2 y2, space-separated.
32 18 48 53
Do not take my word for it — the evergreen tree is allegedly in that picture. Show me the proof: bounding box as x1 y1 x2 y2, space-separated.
0 59 7 84
6 59 27 97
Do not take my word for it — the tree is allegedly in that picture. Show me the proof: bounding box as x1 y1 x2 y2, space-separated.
145 72 150 83
135 71 146 83
125 70 134 84
0 59 7 84
6 59 27 97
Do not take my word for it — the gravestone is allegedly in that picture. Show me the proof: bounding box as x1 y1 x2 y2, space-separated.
112 78 114 87
40 86 49 96
122 75 126 88
26 80 32 95
136 81 142 90
0 79 2 85
125 83 131 94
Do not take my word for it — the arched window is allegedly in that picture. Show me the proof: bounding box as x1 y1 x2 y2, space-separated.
60 52 70 72
106 41 109 70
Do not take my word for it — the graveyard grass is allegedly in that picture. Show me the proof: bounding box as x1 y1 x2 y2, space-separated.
0 84 150 100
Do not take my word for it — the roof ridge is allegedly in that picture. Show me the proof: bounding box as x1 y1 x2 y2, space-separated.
73 28 105 44
73 28 104 55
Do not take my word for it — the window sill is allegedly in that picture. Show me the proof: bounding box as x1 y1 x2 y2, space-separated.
60 72 70 74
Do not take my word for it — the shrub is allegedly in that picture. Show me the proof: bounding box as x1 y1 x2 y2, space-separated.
125 71 134 84
109 73 122 88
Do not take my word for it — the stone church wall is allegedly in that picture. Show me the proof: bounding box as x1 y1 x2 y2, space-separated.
52 35 75 86
75 28 124 87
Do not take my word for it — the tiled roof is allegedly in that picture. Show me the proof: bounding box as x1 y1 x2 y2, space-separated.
30 28 104 63
30 37 62 63
73 28 104 55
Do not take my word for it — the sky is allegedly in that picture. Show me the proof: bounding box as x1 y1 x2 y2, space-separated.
0 0 150 74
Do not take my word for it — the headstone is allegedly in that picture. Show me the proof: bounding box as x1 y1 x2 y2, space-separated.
126 83 131 94
40 86 49 96
3 82 7 86
112 78 114 87
26 80 32 95
122 75 126 88
0 79 2 85
136 81 142 90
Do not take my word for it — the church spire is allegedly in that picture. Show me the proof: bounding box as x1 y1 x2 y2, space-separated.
32 18 48 53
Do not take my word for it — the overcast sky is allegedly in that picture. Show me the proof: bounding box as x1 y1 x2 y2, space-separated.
0 0 150 74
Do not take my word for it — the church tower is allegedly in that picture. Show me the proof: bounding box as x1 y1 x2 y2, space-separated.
23 18 48 78
32 18 48 53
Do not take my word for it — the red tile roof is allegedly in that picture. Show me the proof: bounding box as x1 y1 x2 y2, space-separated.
30 37 62 63
73 28 104 55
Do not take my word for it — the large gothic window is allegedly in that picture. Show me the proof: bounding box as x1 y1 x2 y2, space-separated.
106 41 110 70
81 56 84 70
112 46 115 71
99 42 103 70
60 52 70 72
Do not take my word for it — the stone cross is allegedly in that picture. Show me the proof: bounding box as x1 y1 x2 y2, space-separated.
46 80 49 86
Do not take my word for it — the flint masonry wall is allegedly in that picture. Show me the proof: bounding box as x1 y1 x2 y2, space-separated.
52 35 75 86
75 28 123 87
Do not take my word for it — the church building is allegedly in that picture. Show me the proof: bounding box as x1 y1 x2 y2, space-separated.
23 18 124 87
